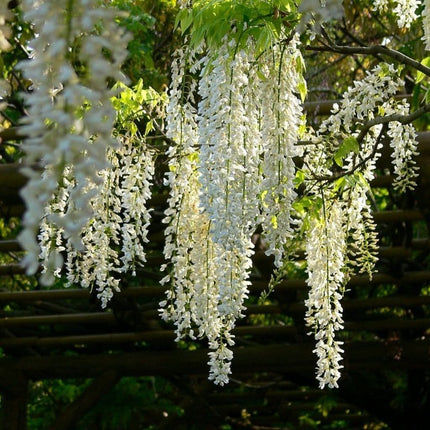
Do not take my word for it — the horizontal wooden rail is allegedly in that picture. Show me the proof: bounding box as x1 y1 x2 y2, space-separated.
0 286 165 302
1 318 429 348
288 295 430 315
0 312 117 328
250 270 430 294
0 330 176 348
1 240 428 272
0 240 22 252
0 340 428 379
2 294 430 328
1 270 430 303
0 264 26 276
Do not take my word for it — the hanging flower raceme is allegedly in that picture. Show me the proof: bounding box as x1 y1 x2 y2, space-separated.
305 198 346 389
18 0 130 278
160 42 238 385
0 4 11 52
302 62 420 387
259 34 304 268
161 24 306 384
71 138 154 308
160 43 212 341
198 35 259 326
423 0 430 50
372 0 421 29
386 102 419 192
194 35 266 384
38 137 155 306
309 63 419 193
38 78 160 304
0 4 12 118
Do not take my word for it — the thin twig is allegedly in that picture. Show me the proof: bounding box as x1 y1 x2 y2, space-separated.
307 43 430 77
314 123 388 183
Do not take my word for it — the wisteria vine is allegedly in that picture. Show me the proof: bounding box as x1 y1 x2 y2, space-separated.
13 0 429 389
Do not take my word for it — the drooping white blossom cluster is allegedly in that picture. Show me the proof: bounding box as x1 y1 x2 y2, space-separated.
198 36 261 384
259 38 304 268
39 137 154 307
319 63 418 191
302 63 419 388
0 4 12 115
386 102 419 192
297 0 344 32
0 4 11 52
423 0 430 50
305 198 346 389
160 43 231 383
372 0 421 29
160 33 304 385
18 0 130 277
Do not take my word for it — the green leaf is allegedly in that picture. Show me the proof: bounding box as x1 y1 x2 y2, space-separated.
175 8 191 33
145 119 154 135
297 78 307 103
416 56 430 84
425 86 430 104
333 176 347 192
355 171 370 189
255 25 273 54
334 136 359 167
293 169 306 187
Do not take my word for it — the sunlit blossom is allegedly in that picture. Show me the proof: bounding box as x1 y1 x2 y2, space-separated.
18 0 130 278
373 0 421 29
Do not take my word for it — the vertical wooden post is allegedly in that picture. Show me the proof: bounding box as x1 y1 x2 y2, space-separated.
49 370 120 430
0 372 28 430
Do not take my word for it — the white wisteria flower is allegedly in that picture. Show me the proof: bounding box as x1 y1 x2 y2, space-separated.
161 21 314 384
258 34 304 268
0 4 12 52
160 43 237 385
305 199 346 389
386 102 419 192
0 4 12 118
423 0 430 50
18 0 130 279
373 0 421 29
39 137 154 308
314 63 419 193
302 62 420 387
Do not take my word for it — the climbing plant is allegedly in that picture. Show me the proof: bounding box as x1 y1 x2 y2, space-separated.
1 0 429 389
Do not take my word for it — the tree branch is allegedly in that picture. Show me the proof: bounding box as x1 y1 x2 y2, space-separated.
306 43 430 77
356 102 430 144
312 123 388 184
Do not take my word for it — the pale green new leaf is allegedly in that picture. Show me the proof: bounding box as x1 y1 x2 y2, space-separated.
334 136 359 167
